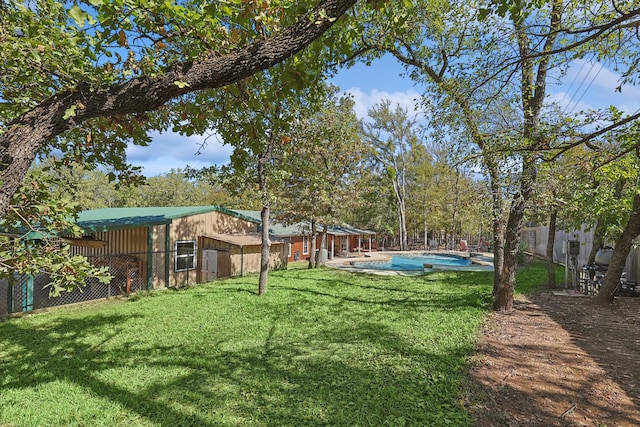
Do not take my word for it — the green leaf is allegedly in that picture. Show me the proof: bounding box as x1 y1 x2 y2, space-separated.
63 105 77 120
174 80 191 88
69 5 88 27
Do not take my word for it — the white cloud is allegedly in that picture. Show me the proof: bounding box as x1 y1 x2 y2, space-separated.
126 59 640 178
134 155 226 177
129 88 428 176
547 91 593 115
127 130 233 176
344 87 425 121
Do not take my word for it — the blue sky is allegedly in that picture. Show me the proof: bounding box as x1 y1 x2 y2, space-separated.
127 55 640 176
127 55 422 176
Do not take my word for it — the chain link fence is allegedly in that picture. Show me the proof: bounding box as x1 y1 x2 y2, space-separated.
1 251 172 317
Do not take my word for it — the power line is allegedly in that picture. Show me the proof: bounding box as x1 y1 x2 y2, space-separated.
562 55 597 115
560 57 589 112
568 59 604 115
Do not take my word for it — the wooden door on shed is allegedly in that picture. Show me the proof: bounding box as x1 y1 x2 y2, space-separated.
202 249 218 281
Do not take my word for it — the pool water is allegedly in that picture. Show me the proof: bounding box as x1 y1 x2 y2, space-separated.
352 254 471 271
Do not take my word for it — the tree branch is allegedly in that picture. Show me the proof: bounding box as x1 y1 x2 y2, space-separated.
0 0 358 220
546 110 640 161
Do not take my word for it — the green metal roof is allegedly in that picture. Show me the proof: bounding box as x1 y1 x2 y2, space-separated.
3 206 375 238
229 210 261 222
332 225 376 236
77 206 260 232
228 210 375 237
230 210 310 237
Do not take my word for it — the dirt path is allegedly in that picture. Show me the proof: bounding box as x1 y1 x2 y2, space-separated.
468 292 640 426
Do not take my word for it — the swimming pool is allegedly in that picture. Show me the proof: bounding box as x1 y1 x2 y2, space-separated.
351 254 472 271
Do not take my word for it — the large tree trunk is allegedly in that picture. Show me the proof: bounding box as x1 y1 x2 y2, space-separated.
258 156 271 296
493 213 523 312
392 182 408 251
315 224 329 267
588 220 605 265
399 198 408 251
488 163 505 296
389 168 408 251
593 193 640 304
423 210 429 250
259 205 271 296
0 0 357 221
308 219 317 269
493 0 562 311
451 169 461 249
493 157 537 312
492 224 505 295
546 207 558 288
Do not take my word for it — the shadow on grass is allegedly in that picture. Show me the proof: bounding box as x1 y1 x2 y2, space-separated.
0 269 493 426
0 313 224 426
270 269 493 312
163 353 470 425
0 312 475 426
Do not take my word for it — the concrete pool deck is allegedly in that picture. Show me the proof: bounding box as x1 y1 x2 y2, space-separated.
325 250 495 275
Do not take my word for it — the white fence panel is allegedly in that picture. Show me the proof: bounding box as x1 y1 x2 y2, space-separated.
522 226 640 282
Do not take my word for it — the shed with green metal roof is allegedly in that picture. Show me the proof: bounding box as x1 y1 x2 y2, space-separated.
70 206 287 290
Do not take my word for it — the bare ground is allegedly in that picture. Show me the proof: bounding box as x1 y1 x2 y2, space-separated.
467 291 640 427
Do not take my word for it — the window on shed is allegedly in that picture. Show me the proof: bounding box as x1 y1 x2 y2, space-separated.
175 241 196 272
302 236 309 255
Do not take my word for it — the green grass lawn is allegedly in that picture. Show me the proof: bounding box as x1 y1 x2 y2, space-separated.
0 263 547 427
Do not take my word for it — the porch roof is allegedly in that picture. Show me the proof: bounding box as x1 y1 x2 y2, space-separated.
204 234 285 247
227 210 375 238
329 225 376 236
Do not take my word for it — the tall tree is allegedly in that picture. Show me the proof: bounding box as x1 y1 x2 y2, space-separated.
130 169 213 207
348 168 398 247
0 0 362 288
350 0 513 296
188 60 326 294
405 140 434 249
362 100 421 251
565 127 640 304
33 162 222 209
278 86 365 266
32 159 130 210
530 136 616 289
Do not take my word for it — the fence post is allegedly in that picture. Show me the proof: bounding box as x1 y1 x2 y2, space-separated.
147 228 154 290
165 224 170 288
7 275 14 314
107 256 112 299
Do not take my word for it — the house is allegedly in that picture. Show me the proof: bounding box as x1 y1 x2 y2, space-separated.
228 210 377 262
329 224 378 257
72 206 288 289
